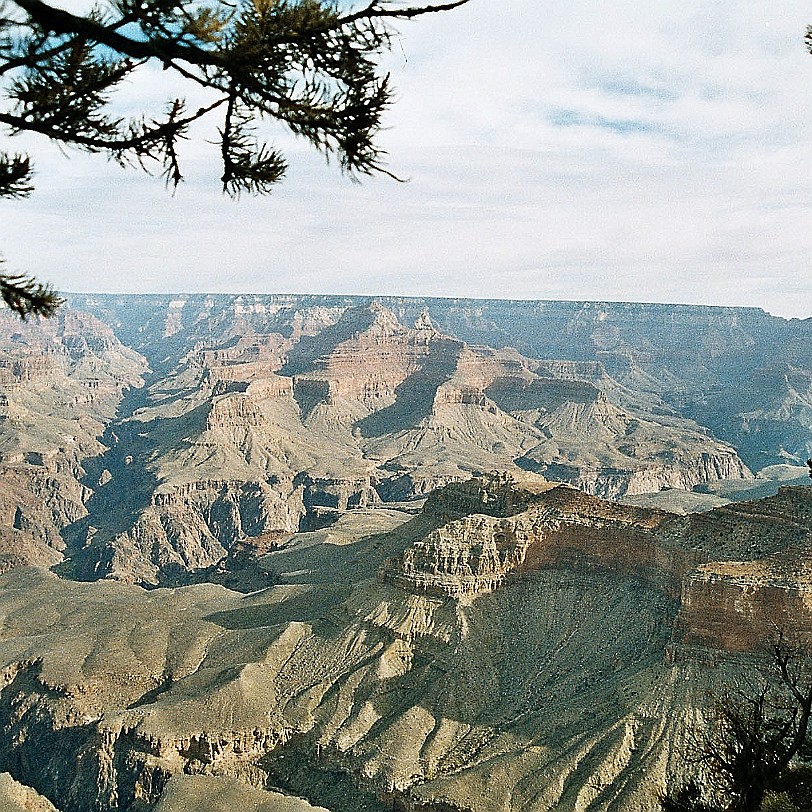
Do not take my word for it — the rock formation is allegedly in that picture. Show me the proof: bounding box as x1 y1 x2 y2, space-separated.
384 473 812 652
0 293 810 810
154 775 328 812
0 772 60 812
0 310 146 573
0 298 757 585
70 294 812 468
0 475 810 811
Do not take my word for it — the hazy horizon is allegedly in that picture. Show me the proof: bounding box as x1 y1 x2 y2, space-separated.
60 290 810 321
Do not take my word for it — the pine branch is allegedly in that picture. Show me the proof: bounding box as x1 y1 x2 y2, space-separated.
220 90 286 195
11 0 226 68
337 0 471 27
0 271 63 319
0 97 226 155
0 152 33 197
0 0 474 319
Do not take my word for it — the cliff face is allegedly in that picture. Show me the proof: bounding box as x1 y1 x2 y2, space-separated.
678 568 812 653
0 311 147 573
4 478 811 812
384 475 812 652
75 479 306 584
670 486 812 652
387 477 668 599
70 294 812 467
0 299 748 586
383 479 677 599
284 303 455 411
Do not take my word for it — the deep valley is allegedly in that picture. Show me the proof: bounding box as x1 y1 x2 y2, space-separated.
0 295 811 811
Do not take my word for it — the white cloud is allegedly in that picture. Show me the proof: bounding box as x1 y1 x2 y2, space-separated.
2 0 811 317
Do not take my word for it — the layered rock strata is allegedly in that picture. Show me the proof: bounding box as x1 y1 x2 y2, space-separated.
69 293 812 468
5 301 748 586
0 477 811 811
384 474 812 651
0 311 147 572
2 480 808 812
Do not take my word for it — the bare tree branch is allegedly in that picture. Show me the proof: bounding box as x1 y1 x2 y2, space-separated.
662 637 812 812
337 0 471 26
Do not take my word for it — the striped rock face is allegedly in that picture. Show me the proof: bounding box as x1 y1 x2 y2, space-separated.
1 298 760 586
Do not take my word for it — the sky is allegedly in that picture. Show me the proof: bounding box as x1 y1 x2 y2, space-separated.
2 0 812 318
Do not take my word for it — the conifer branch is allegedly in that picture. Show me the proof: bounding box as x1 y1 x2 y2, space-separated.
0 0 473 319
0 268 63 319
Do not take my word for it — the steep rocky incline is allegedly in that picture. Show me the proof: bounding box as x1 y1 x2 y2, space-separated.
0 311 147 573
0 772 60 812
384 474 812 652
1 476 810 812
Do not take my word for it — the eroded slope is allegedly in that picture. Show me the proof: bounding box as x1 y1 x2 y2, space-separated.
1 475 810 811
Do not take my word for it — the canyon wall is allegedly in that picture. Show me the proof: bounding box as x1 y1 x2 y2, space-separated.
0 474 809 810
0 311 147 574
2 299 760 585
70 294 812 469
385 475 812 652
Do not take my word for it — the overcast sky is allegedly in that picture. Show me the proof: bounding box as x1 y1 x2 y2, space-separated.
2 1 811 317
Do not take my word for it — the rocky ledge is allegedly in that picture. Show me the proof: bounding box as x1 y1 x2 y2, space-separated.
383 473 812 652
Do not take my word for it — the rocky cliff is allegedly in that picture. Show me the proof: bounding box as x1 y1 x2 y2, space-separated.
672 486 812 652
0 311 147 574
69 294 812 468
0 299 751 586
385 474 812 652
1 292 811 811
1 475 810 812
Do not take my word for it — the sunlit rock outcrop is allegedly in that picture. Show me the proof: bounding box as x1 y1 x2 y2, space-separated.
385 474 812 651
0 474 810 811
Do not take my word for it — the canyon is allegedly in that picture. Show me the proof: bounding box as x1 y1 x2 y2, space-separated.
4 295 793 586
0 295 811 811
0 473 809 811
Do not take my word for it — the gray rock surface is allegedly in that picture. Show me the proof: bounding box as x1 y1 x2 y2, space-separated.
0 294 809 811
0 772 61 811
69 293 812 469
